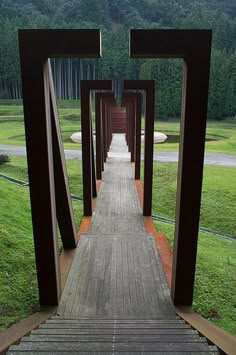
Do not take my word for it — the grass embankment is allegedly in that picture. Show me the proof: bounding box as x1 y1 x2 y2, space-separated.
0 157 84 331
0 180 38 332
151 162 236 335
152 163 236 235
156 222 236 335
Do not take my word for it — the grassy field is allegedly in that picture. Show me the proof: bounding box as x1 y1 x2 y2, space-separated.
0 100 236 154
0 99 235 336
0 100 82 149
153 120 236 155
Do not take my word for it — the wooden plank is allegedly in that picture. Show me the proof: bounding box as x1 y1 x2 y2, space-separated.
72 239 92 316
127 239 138 315
7 352 220 355
23 334 206 342
8 341 219 352
32 328 198 335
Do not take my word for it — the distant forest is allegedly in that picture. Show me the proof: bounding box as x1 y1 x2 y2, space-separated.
0 0 235 119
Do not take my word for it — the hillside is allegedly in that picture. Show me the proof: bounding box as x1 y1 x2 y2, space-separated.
0 0 235 119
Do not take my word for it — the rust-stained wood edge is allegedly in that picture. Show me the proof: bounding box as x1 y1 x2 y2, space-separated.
176 306 236 355
0 306 57 354
134 178 173 289
60 248 76 291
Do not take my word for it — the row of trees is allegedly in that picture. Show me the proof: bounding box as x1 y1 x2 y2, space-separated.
0 0 235 119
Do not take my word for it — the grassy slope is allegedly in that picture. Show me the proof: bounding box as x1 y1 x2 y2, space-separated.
156 221 236 335
0 158 83 331
0 101 236 154
0 180 39 331
152 162 236 235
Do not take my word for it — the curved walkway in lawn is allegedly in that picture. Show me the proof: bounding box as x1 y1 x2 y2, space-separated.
0 143 236 167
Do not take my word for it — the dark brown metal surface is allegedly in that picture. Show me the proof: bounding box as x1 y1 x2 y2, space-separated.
18 29 101 305
95 93 102 180
124 81 155 216
130 29 212 306
80 81 112 216
134 93 142 180
48 65 77 250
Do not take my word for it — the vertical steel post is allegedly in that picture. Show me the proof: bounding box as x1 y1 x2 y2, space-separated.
130 29 212 306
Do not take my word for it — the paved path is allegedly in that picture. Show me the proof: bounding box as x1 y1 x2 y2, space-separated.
1 143 235 166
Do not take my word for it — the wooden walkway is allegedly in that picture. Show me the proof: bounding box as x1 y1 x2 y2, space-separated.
58 134 174 318
8 134 219 354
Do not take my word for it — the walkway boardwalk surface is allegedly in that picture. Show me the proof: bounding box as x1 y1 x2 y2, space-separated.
58 134 174 318
8 134 220 354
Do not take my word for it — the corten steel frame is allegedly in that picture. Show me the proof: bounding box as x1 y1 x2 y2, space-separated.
130 29 212 306
104 96 118 148
122 91 142 180
124 81 155 216
95 93 117 180
121 93 137 163
80 81 112 216
19 29 101 305
101 94 116 157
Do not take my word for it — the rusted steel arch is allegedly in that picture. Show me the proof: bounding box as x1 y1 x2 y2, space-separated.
121 93 136 162
19 29 101 305
123 81 155 216
130 29 212 307
98 93 116 163
121 91 142 180
80 81 113 216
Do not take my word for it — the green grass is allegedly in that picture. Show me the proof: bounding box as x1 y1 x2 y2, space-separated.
151 161 236 335
0 157 84 331
0 180 39 331
0 101 82 148
152 120 236 154
151 162 236 235
155 221 236 335
1 101 235 154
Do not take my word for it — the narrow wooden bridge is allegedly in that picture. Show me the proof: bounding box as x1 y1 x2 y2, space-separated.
8 135 219 354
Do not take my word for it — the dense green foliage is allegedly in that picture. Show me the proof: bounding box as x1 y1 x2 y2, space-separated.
0 0 235 119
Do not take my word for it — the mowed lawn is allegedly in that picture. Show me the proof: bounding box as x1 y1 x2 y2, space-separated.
0 100 235 336
0 100 236 155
